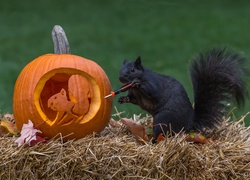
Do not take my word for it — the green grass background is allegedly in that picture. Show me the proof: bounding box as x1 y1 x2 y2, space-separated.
1 0 250 125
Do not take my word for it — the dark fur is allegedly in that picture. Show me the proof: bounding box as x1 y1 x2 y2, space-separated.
118 47 249 140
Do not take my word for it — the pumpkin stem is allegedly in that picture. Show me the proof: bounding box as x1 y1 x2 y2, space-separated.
52 25 71 54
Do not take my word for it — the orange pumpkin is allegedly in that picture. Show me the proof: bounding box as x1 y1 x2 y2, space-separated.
13 25 113 140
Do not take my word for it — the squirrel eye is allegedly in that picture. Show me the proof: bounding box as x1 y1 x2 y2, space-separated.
131 67 135 72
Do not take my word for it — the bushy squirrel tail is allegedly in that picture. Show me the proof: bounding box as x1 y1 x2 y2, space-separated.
189 47 249 131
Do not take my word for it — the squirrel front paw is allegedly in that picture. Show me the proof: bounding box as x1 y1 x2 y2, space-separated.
118 96 130 104
132 78 141 87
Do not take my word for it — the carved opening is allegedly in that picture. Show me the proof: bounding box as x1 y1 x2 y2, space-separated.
34 68 100 126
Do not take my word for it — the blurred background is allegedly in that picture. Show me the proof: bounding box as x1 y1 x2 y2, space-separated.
1 0 250 125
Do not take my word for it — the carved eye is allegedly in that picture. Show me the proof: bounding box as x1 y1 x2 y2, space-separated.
131 67 135 72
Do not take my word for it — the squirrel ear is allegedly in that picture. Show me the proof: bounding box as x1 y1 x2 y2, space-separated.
135 56 141 63
123 59 128 65
135 56 143 70
60 88 66 95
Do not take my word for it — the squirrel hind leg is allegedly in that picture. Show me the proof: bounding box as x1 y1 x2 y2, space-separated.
152 110 193 139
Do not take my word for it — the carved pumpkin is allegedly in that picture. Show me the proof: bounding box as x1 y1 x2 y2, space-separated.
13 25 112 140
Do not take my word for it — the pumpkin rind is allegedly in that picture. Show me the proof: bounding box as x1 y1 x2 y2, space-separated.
13 26 112 140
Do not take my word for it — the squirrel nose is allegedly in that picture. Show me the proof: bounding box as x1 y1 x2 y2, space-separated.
119 76 127 83
119 76 124 82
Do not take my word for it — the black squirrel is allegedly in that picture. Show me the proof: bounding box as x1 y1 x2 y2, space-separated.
118 47 249 140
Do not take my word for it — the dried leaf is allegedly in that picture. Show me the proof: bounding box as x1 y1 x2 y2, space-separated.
15 120 45 147
3 114 14 120
157 133 165 143
0 119 19 135
186 131 210 144
0 125 9 135
121 118 149 143
29 135 47 146
109 119 122 128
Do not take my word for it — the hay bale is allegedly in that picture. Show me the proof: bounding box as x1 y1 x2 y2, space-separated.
0 115 249 179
